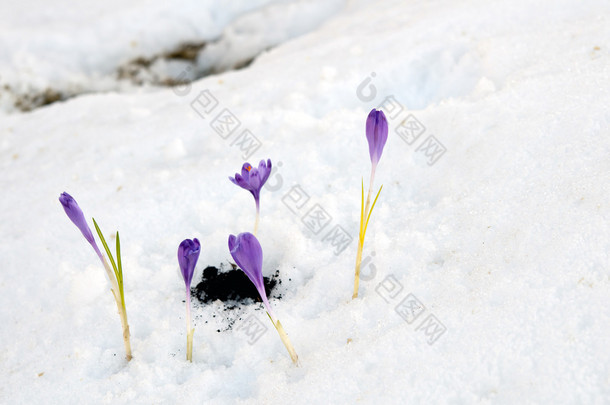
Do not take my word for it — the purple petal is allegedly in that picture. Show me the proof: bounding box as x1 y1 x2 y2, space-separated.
258 159 272 186
248 169 261 191
365 109 388 166
228 232 266 297
178 238 200 287
241 162 252 182
59 192 95 246
229 160 272 207
374 111 389 159
233 173 253 190
228 234 237 252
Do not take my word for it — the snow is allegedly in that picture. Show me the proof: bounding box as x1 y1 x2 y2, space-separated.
1 0 609 403
0 0 342 112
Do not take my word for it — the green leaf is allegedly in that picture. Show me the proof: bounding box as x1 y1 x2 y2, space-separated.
116 231 123 285
93 218 120 284
362 185 383 240
115 231 127 311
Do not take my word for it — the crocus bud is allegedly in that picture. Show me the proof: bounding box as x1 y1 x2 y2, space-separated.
59 192 96 246
228 232 275 320
178 238 201 288
365 109 388 167
228 232 299 364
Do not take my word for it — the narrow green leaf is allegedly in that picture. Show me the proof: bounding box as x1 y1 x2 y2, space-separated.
116 231 123 285
115 231 127 311
266 311 276 327
93 218 120 283
362 185 383 239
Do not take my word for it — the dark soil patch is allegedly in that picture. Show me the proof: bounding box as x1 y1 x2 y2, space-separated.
7 37 264 112
116 41 206 86
13 87 65 112
190 264 283 333
192 264 282 305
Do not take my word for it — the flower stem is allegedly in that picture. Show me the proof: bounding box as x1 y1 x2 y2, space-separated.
92 220 132 361
353 167 376 299
100 254 132 360
353 245 364 299
118 302 132 361
186 287 194 362
267 313 299 365
254 199 260 236
95 245 121 297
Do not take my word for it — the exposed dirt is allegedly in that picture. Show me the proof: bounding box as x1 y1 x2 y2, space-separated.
116 41 206 86
190 264 284 333
192 264 281 305
6 38 261 112
11 87 65 112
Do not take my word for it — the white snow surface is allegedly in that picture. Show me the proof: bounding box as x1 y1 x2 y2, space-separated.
1 0 609 404
0 0 343 112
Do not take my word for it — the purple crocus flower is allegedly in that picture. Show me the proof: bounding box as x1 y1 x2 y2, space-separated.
59 191 133 360
59 192 105 263
229 159 272 208
229 232 299 364
228 232 276 321
365 109 388 168
178 238 200 362
178 238 201 288
59 192 95 245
